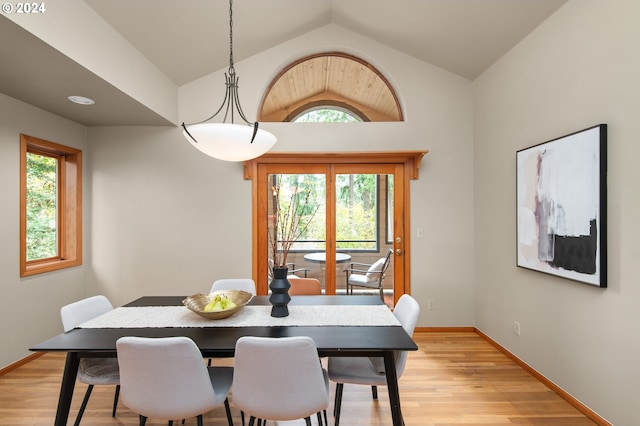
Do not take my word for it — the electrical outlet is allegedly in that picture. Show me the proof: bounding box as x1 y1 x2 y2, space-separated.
514 321 521 336
427 299 436 310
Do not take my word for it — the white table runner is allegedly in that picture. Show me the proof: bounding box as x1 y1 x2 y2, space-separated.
78 305 400 329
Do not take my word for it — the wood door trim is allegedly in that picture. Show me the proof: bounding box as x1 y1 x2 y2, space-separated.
245 151 428 296
244 151 427 180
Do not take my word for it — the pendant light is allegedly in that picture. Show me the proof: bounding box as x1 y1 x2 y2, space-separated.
181 0 276 162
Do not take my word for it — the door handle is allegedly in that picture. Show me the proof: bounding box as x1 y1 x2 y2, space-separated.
395 237 402 256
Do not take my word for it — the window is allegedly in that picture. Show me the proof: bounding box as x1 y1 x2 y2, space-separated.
20 134 82 277
292 107 361 123
270 173 326 252
269 173 382 252
335 174 379 251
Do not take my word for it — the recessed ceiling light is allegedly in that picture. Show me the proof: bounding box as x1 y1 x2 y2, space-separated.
67 95 95 105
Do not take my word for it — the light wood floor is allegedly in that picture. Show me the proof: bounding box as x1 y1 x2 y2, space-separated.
0 332 596 425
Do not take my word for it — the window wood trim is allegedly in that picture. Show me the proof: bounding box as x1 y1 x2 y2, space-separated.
20 134 82 277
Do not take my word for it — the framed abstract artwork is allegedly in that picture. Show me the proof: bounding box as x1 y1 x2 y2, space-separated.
516 124 607 287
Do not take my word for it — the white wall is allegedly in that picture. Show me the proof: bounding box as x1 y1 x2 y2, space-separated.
473 1 640 424
89 24 476 325
0 93 88 367
86 125 254 305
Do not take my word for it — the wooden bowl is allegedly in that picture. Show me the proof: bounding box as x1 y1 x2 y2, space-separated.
182 290 253 320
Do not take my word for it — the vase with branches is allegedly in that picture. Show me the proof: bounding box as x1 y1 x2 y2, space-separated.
267 181 318 317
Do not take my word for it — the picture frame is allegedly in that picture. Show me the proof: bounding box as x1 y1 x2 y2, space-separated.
516 124 607 287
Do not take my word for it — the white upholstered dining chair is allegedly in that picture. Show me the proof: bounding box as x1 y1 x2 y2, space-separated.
60 295 120 426
208 278 257 371
116 336 233 426
210 278 257 295
232 336 329 425
327 294 420 426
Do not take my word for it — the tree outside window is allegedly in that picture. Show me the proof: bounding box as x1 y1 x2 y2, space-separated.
271 173 380 252
293 107 361 123
25 151 58 261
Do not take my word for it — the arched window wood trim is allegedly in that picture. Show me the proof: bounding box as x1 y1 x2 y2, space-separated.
258 52 403 123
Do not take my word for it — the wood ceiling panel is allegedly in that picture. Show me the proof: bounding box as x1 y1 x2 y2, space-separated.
259 53 402 122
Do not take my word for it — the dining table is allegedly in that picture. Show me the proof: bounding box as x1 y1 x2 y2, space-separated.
30 294 417 426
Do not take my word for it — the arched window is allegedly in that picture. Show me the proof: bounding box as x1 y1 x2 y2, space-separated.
292 106 362 123
259 52 402 123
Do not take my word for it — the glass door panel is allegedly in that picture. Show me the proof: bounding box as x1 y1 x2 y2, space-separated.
266 173 327 292
335 173 395 306
254 157 408 306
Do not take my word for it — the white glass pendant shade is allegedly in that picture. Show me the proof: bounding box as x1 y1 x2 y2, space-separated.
182 0 277 161
183 123 277 162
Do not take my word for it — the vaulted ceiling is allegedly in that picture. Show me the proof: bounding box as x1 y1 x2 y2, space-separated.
0 0 567 126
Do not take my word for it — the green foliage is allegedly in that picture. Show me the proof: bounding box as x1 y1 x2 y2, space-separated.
336 203 375 249
270 176 321 266
26 153 57 260
294 108 359 123
271 173 378 251
335 174 377 249
336 174 376 207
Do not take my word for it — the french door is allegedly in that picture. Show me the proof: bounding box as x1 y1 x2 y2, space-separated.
245 152 425 307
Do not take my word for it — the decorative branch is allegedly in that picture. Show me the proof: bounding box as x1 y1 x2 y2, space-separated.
269 184 318 267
